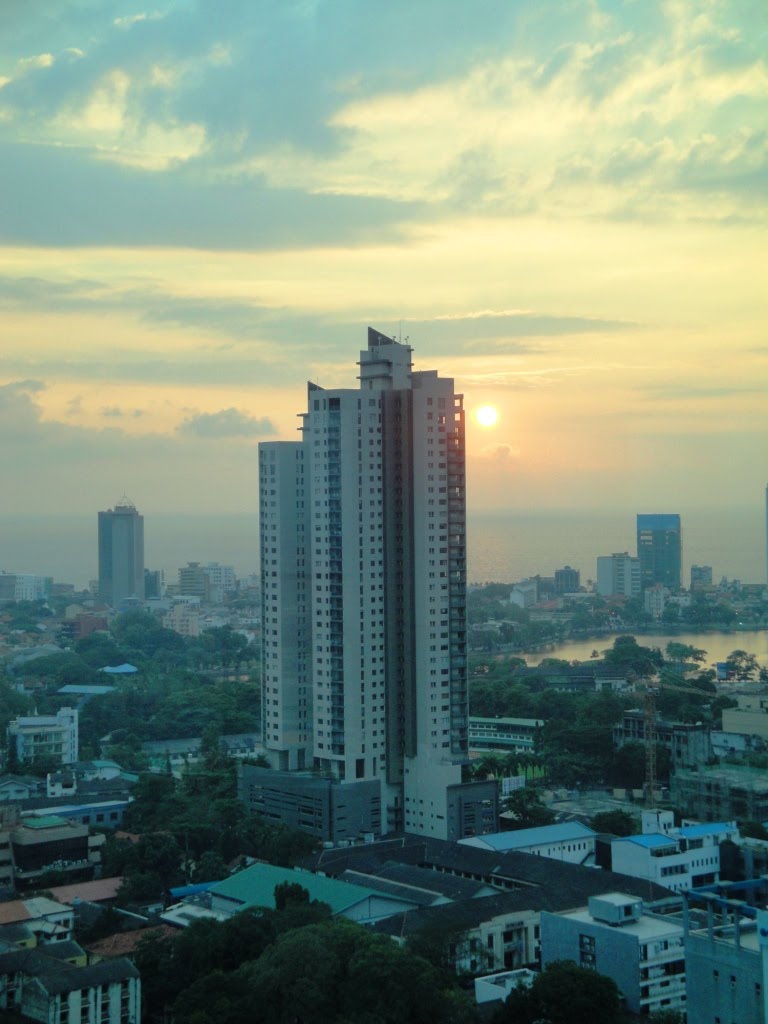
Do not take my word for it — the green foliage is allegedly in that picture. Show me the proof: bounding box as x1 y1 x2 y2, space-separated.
741 820 768 841
503 788 555 829
493 960 623 1024
648 1011 685 1024
273 882 310 910
589 809 639 836
603 635 664 677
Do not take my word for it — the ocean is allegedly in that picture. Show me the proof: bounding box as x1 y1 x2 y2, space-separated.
0 506 764 591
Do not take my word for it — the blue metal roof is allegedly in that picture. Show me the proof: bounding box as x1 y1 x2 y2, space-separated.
618 833 677 849
473 823 596 850
678 822 735 839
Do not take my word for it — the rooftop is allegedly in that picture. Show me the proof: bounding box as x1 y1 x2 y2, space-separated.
461 822 596 851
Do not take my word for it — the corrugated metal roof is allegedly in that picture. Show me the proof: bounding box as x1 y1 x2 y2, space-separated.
462 822 596 851
210 863 387 915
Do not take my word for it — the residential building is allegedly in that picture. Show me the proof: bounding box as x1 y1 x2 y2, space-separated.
7 708 79 766
162 600 201 638
683 887 768 1024
0 573 51 603
0 812 105 889
637 513 682 590
608 810 738 893
690 564 713 591
554 566 580 595
0 947 139 1023
177 562 209 600
468 716 543 754
509 579 537 608
202 562 236 603
257 330 495 841
143 733 259 776
644 583 666 619
460 822 596 865
596 552 641 598
541 893 686 1017
97 499 144 607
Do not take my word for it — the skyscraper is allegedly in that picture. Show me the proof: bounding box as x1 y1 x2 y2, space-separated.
252 330 496 841
98 498 145 607
636 513 682 590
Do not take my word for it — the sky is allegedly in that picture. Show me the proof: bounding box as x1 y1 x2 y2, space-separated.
1 0 766 521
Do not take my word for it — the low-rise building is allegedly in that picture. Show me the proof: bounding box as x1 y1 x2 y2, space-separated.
2 814 105 890
0 947 139 1023
721 694 768 742
460 822 596 866
609 812 738 893
468 717 543 754
613 709 711 769
541 892 686 1018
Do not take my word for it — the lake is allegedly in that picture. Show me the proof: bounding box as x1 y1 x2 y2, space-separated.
524 629 768 668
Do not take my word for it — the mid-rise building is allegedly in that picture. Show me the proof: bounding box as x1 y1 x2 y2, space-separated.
468 717 543 754
541 893 686 1018
0 573 51 603
7 709 79 766
596 552 640 598
256 330 495 840
690 564 713 591
554 566 580 595
637 513 682 590
97 499 144 607
644 583 666 619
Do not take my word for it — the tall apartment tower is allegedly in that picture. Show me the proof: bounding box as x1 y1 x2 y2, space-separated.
596 552 641 597
636 513 682 590
254 330 496 841
97 498 145 607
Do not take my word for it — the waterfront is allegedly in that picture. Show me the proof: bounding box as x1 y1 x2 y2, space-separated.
524 629 768 669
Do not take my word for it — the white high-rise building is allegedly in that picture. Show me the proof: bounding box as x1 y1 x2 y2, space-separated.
255 330 496 841
596 552 641 597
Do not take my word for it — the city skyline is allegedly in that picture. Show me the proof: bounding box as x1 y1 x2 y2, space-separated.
0 1 766 519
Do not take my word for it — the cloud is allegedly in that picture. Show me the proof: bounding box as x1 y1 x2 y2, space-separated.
178 407 275 438
100 406 145 418
480 442 520 462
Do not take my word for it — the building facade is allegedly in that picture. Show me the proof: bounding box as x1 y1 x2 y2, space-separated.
636 513 682 590
8 709 79 766
258 330 493 840
97 499 144 608
541 893 686 1018
596 553 641 597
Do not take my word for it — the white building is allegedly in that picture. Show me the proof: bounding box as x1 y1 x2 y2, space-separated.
7 708 79 765
258 330 493 840
509 579 537 608
541 892 686 1018
202 562 237 603
596 552 641 597
163 599 201 637
0 572 51 603
644 583 666 618
460 822 596 865
610 810 738 893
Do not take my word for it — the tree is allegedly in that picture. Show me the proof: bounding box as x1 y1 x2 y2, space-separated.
274 882 310 910
589 809 639 836
648 1011 685 1024
725 649 759 679
503 788 555 829
493 960 623 1024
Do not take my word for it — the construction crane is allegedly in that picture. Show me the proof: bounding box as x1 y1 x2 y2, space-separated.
637 673 716 808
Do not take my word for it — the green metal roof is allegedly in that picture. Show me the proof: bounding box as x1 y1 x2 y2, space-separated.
23 815 69 829
210 864 383 915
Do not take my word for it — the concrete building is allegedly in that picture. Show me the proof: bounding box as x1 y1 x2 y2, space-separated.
7 708 79 766
554 566 580 595
721 694 768 742
609 811 738 893
162 600 201 638
0 573 51 603
672 764 768 823
202 562 236 603
468 716 543 754
0 947 139 1024
613 709 712 770
644 583 666 619
690 564 713 591
683 887 768 1024
509 579 538 608
97 499 144 607
541 893 686 1017
596 552 641 597
0 810 105 890
257 330 495 841
637 513 682 590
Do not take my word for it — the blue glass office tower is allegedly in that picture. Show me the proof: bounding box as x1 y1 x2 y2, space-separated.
636 513 682 590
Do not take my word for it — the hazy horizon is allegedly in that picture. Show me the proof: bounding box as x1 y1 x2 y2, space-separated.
2 505 763 592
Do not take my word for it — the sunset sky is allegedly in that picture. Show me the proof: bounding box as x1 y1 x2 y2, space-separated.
1 0 766 518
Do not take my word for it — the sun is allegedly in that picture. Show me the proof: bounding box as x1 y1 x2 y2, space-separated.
475 405 498 428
